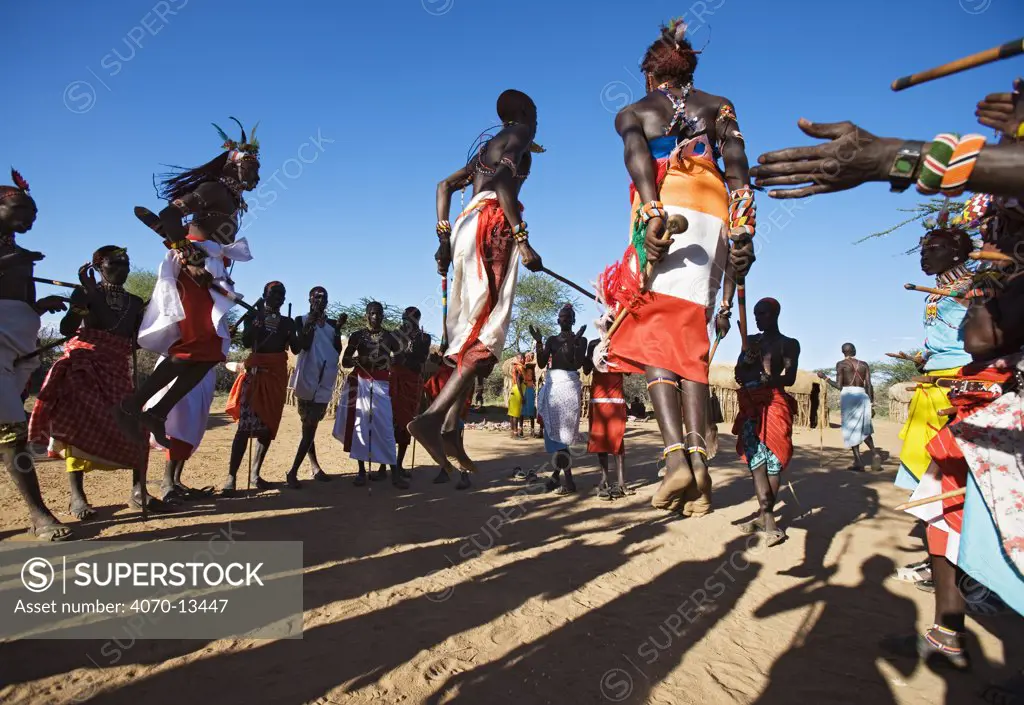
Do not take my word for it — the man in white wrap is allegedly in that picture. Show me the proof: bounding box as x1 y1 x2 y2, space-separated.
118 118 262 502
408 89 544 491
285 286 345 489
141 238 252 502
0 168 73 539
334 301 407 489
818 343 884 471
533 304 587 494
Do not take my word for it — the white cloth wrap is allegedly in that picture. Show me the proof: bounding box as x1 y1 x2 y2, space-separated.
332 374 398 464
445 191 521 360
840 387 874 448
137 238 253 357
538 369 582 446
290 320 340 403
0 300 40 424
146 365 216 451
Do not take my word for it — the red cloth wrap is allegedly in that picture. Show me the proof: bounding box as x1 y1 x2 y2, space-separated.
391 364 424 445
733 387 797 471
29 328 148 469
224 351 290 440
452 199 518 374
424 363 471 418
924 363 1014 558
168 268 225 362
588 371 626 455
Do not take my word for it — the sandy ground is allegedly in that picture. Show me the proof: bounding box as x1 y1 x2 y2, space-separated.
1 401 1022 705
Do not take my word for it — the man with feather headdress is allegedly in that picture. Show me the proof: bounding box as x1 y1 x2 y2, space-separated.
0 168 73 540
117 118 261 503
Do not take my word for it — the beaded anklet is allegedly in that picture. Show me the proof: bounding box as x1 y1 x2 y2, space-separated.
687 446 708 457
923 625 965 654
663 443 685 458
647 378 680 391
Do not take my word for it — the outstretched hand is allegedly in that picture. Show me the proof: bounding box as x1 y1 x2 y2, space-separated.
78 262 99 294
976 78 1024 139
750 119 896 199
575 325 587 340
519 242 543 272
337 313 349 327
528 325 544 345
35 295 68 315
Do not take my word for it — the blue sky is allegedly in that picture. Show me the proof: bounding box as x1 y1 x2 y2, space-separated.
5 0 1022 368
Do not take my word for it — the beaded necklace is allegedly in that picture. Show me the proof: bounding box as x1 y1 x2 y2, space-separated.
656 81 696 137
926 264 973 323
97 281 131 332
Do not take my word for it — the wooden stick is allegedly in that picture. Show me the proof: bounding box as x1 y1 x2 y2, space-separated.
708 334 722 364
904 283 965 299
541 267 596 301
737 280 748 352
937 406 957 417
894 487 967 512
607 215 689 337
886 352 913 360
892 37 1024 91
33 277 80 289
440 275 449 349
410 439 417 470
970 250 1015 264
14 337 69 365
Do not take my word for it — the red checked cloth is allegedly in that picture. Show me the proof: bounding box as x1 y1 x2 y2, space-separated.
733 387 798 471
29 328 148 469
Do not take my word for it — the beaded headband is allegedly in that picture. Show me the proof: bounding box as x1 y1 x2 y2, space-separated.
213 117 260 158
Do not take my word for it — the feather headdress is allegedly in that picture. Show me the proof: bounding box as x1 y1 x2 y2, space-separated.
212 116 260 156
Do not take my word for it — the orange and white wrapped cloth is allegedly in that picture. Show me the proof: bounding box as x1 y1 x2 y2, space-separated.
597 139 730 384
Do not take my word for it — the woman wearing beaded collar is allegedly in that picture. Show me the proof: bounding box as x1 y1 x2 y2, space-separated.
598 19 756 517
409 89 544 490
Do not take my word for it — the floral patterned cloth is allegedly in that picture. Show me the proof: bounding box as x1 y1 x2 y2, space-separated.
950 388 1024 575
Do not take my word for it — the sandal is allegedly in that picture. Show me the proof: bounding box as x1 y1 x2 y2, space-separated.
893 559 932 584
512 467 527 481
555 484 576 496
33 522 73 542
597 483 612 501
760 528 786 547
738 517 765 535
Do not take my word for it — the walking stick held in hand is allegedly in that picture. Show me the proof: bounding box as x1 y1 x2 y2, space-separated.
737 278 748 351
608 214 689 337
541 267 597 302
440 275 449 350
892 37 1024 91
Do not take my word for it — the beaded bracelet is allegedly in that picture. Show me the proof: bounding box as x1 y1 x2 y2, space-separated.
511 222 529 243
639 201 666 223
940 133 986 197
436 220 452 238
662 443 685 458
728 187 756 239
916 133 959 195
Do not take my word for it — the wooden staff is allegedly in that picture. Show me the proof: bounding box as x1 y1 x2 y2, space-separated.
970 250 1015 264
895 487 966 512
937 406 957 417
541 267 596 302
708 334 723 363
33 277 80 289
440 275 449 349
607 215 689 337
886 351 915 361
892 37 1024 91
14 336 69 365
737 279 748 351
410 439 417 470
904 283 966 299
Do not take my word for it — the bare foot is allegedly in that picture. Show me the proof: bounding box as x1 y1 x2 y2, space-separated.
408 414 454 472
652 453 694 512
138 411 171 449
455 471 471 490
114 403 146 443
433 468 451 484
442 429 477 474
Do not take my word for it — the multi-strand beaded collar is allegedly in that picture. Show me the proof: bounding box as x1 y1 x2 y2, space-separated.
925 264 973 323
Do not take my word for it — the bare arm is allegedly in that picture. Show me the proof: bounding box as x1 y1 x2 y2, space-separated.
536 338 551 369
864 363 874 401
487 132 528 231
779 339 800 388
341 331 360 368
59 288 87 337
436 166 472 223
616 107 659 204
820 363 842 391
717 99 751 193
